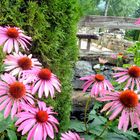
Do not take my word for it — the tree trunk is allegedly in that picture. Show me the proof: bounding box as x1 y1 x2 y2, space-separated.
104 0 110 16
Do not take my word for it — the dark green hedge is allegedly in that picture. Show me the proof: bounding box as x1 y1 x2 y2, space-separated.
0 0 80 139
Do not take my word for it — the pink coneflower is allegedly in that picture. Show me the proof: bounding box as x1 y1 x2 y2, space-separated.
0 73 34 119
111 53 127 60
61 131 84 140
0 26 31 53
15 101 59 140
80 74 114 97
113 66 140 90
4 52 42 76
22 68 61 98
135 18 140 25
98 90 140 132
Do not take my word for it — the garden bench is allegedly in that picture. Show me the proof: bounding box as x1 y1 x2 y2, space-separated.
76 34 99 51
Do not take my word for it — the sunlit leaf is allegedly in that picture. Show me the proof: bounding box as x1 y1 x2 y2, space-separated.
7 129 17 140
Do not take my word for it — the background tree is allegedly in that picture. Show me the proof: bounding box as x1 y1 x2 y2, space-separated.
126 6 140 41
79 0 101 16
79 0 140 17
79 0 140 41
107 0 140 17
103 0 110 16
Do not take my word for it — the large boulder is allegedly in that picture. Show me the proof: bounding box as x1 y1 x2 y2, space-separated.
75 61 94 77
72 61 95 90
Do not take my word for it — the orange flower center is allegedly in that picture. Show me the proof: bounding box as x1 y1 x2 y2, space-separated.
18 57 32 70
128 66 140 78
119 90 138 108
36 111 48 123
38 68 51 80
95 74 105 82
6 27 19 38
117 53 123 57
9 82 26 99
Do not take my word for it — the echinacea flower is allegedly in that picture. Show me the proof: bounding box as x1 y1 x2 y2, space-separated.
80 74 114 97
135 18 140 25
97 90 140 132
4 52 42 76
111 53 127 60
22 68 61 98
0 73 34 119
0 26 31 53
113 66 140 90
61 131 84 140
15 101 59 140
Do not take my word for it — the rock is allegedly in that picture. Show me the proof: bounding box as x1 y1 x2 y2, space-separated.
103 69 113 81
74 61 95 77
71 91 94 121
72 77 84 90
72 61 95 90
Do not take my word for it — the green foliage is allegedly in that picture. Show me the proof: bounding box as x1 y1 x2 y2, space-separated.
69 101 140 140
0 0 80 139
79 0 140 17
107 0 140 17
69 120 86 132
125 30 140 41
0 47 5 73
127 41 140 66
7 130 17 140
111 78 126 91
0 112 17 140
78 0 101 16
134 7 140 18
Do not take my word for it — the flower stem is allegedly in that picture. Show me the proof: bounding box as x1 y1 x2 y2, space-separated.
84 95 91 134
94 120 111 140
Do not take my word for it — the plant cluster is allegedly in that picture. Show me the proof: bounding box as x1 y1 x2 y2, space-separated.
0 23 85 140
0 25 69 140
68 19 140 140
0 0 80 140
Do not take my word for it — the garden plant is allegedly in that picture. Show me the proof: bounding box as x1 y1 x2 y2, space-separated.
0 1 139 140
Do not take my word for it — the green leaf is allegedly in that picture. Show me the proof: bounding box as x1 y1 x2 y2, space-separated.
0 112 4 121
123 64 132 68
89 125 103 135
82 134 95 139
113 127 138 138
69 120 86 132
21 136 27 140
124 130 138 138
92 116 107 125
88 109 96 121
111 127 139 140
7 129 17 140
104 133 128 140
93 101 102 110
0 121 9 133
